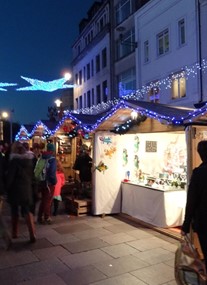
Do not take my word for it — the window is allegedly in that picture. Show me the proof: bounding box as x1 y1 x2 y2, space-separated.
91 60 94 77
87 63 90 80
83 93 87 108
96 84 101 104
92 88 95 105
115 0 131 26
178 18 186 46
148 85 160 103
116 28 135 60
171 74 186 99
118 67 136 97
83 66 86 82
75 98 78 109
144 40 149 63
102 48 107 68
87 90 91 107
77 45 80 55
96 54 100 73
75 73 78 85
157 29 169 56
79 95 83 109
102 80 108 102
79 70 82 85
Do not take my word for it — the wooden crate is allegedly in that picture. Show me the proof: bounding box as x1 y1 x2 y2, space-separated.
65 196 92 216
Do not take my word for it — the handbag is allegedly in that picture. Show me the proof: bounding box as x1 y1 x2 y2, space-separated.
175 235 207 285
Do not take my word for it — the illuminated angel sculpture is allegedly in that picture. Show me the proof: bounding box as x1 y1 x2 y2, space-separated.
16 76 75 92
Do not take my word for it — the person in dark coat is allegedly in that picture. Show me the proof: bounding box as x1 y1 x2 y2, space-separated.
73 144 92 197
6 141 36 242
181 140 207 271
0 141 5 195
0 142 12 249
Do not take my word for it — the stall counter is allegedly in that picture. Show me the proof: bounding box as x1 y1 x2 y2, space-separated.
121 182 187 228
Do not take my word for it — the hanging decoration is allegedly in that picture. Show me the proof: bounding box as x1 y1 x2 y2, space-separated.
0 82 17 91
16 76 75 92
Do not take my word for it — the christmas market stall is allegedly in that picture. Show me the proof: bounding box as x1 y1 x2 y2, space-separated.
15 124 34 142
14 99 207 225
90 99 207 228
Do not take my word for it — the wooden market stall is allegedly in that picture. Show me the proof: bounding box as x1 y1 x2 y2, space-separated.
14 99 207 224
90 99 207 228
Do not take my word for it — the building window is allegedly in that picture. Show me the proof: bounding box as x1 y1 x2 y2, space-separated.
75 98 78 109
79 95 83 109
87 63 90 80
102 48 107 68
178 18 186 46
77 45 80 55
91 60 94 77
148 86 160 103
83 66 86 82
171 73 186 99
157 29 169 56
102 80 108 102
115 0 132 26
96 54 100 73
92 88 95 105
87 90 91 107
96 84 101 104
84 93 87 108
116 28 135 60
118 67 136 97
79 70 82 85
75 73 78 85
144 40 149 63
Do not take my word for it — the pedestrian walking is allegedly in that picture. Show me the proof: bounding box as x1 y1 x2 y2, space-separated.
53 159 65 216
22 142 39 216
6 141 36 243
36 143 57 224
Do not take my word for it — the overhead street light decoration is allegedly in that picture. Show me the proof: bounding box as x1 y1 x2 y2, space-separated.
16 76 75 92
0 82 17 91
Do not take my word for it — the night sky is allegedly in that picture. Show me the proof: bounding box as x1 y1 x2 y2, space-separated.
0 0 95 124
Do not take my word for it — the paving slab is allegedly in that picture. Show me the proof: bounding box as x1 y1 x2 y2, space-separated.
0 204 179 285
62 237 109 253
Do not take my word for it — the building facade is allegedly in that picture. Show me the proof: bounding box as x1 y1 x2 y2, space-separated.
135 0 207 107
71 0 207 111
71 0 111 110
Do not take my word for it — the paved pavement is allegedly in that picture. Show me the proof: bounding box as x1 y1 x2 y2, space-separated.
0 201 179 285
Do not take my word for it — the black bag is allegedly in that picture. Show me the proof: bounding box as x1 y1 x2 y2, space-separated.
174 235 207 285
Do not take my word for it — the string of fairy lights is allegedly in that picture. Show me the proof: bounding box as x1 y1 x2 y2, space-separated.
12 57 207 139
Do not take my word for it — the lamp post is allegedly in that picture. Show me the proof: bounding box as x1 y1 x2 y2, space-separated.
54 99 63 120
0 111 9 141
64 72 71 81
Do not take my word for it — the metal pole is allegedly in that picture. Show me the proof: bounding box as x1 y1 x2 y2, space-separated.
0 120 3 141
10 109 14 144
10 119 12 144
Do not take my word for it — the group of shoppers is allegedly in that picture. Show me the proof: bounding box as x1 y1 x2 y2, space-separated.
0 140 65 248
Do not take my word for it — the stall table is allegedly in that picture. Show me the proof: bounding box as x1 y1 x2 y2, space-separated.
121 182 187 228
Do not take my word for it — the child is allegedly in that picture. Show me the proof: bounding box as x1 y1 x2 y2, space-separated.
53 159 65 216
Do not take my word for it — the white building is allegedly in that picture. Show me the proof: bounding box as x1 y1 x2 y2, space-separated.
71 0 111 110
135 0 207 107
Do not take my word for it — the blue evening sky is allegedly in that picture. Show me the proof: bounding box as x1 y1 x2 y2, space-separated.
0 0 95 124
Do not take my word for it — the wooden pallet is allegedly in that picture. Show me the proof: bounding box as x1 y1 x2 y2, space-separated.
65 196 92 216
